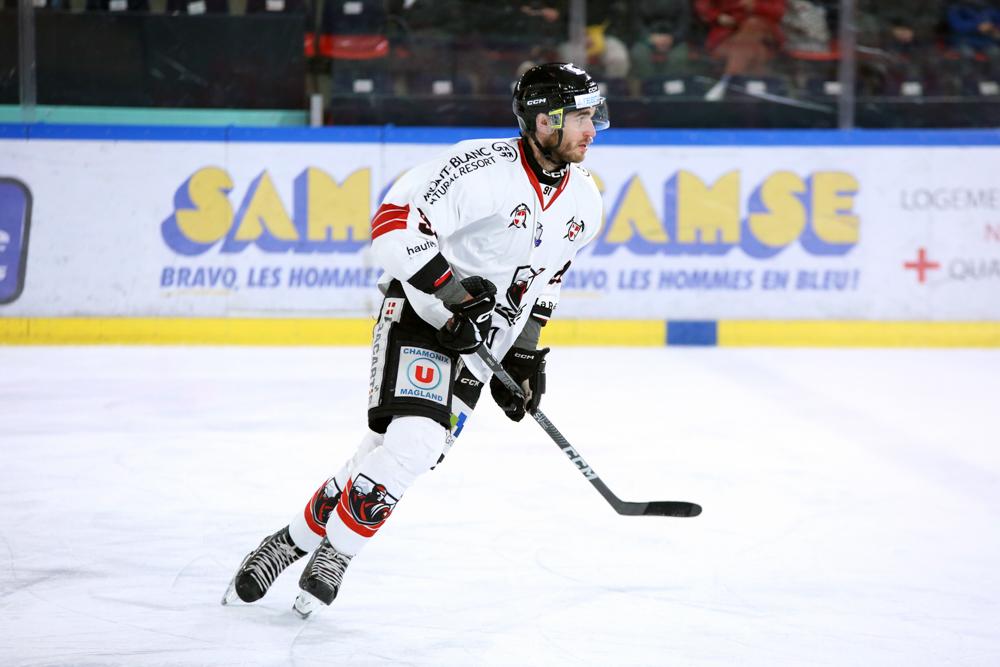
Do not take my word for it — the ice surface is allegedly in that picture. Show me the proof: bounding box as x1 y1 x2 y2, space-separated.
1 346 998 666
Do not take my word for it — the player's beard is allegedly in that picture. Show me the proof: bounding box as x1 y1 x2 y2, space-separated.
534 129 589 167
549 132 589 164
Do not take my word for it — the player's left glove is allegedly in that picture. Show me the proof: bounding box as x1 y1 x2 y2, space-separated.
489 347 549 422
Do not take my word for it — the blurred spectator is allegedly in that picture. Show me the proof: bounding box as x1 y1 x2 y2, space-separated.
695 0 787 76
628 0 692 79
389 0 463 76
819 0 839 35
513 1 568 69
947 1 1000 76
166 0 228 14
780 0 834 94
516 0 566 48
559 0 631 79
246 0 308 14
857 0 943 87
466 1 566 77
782 0 831 53
86 0 150 11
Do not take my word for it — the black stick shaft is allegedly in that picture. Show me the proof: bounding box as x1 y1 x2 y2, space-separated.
475 346 700 518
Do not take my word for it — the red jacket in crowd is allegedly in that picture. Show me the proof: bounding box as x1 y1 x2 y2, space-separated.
694 0 787 51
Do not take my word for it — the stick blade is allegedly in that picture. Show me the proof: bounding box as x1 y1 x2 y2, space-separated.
643 501 702 517
612 500 702 517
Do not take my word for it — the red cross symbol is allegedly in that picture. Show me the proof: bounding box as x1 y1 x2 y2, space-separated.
903 247 940 284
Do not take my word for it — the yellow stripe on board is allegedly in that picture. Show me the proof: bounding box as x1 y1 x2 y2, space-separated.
719 320 1000 348
0 317 375 346
540 319 665 346
2 318 999 347
0 317 666 347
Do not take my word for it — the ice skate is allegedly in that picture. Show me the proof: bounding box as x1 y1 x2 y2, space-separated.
221 526 306 605
292 537 353 619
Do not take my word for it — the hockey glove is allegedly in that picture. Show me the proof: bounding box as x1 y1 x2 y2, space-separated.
490 347 549 422
435 276 497 353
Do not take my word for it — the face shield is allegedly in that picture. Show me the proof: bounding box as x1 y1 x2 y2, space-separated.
546 90 611 132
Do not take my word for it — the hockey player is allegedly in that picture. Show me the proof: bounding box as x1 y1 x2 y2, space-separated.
222 62 610 618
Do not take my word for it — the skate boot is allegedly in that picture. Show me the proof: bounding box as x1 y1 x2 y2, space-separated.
293 537 353 618
221 526 307 605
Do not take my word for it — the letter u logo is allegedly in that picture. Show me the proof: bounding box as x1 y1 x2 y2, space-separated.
415 365 435 385
407 358 442 390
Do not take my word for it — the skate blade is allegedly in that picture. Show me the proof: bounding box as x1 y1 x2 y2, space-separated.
292 590 324 619
221 552 252 606
220 579 239 606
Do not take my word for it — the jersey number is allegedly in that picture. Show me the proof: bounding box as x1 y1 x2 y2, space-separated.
416 207 436 237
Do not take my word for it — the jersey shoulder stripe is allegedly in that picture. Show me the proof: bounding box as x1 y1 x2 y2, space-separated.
371 203 409 240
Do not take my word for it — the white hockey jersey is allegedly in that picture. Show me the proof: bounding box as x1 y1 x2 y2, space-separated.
370 136 603 382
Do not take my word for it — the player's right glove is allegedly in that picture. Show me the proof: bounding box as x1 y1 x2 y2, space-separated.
490 347 549 422
435 276 497 353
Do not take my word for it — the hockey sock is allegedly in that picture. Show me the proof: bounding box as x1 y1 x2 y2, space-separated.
287 430 384 551
325 416 446 556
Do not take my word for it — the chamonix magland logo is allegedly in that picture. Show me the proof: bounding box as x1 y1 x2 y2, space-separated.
395 346 451 405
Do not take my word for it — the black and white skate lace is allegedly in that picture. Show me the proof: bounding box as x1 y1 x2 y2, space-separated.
298 537 353 605
233 526 306 603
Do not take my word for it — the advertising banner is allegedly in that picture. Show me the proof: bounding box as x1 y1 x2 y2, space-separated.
2 129 998 321
0 178 32 305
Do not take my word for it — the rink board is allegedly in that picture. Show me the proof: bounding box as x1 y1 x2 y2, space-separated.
2 125 1000 346
2 316 999 347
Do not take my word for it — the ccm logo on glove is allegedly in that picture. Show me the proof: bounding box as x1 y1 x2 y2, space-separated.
490 347 549 422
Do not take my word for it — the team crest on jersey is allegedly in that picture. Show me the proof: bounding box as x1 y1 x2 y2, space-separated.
564 217 585 241
495 265 545 326
492 141 518 162
344 474 397 530
508 203 530 230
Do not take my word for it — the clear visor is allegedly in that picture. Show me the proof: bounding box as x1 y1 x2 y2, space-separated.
548 99 610 132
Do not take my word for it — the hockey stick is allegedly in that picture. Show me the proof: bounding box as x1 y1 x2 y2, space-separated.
476 346 701 518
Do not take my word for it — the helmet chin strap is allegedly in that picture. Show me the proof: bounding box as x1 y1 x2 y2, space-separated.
529 129 566 170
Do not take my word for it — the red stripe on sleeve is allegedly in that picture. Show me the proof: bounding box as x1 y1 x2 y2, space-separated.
371 215 407 233
370 203 410 240
372 203 409 228
433 269 453 287
371 219 407 240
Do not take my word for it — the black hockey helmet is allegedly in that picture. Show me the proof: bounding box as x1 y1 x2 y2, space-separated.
512 63 610 134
